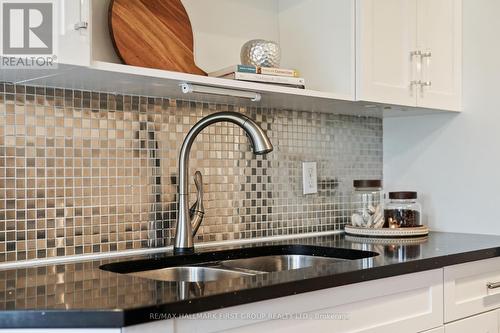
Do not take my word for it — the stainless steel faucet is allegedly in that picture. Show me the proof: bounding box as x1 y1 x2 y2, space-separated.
174 112 274 254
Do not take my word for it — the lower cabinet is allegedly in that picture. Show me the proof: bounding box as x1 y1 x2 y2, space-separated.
444 256 500 322
444 310 499 333
443 256 500 333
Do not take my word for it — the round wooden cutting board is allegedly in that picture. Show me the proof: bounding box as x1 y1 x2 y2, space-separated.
108 0 206 75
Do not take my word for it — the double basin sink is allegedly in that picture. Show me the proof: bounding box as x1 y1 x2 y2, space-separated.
100 245 378 283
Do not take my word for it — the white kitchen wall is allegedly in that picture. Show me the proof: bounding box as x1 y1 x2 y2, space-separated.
384 0 500 234
183 0 280 72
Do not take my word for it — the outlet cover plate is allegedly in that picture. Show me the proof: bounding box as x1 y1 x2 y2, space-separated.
302 162 318 195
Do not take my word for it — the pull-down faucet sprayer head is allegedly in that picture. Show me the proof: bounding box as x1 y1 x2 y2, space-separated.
241 119 274 155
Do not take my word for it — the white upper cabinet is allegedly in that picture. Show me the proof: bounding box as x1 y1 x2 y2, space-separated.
357 0 462 111
357 0 418 107
54 0 91 66
416 0 462 111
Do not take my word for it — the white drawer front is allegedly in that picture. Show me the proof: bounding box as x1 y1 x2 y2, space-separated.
444 309 499 333
175 269 443 333
444 256 500 322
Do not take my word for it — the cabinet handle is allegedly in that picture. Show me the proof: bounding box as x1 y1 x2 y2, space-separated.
411 51 432 60
74 22 88 30
409 51 432 92
421 51 432 58
410 80 432 87
486 281 500 289
410 51 421 92
419 50 432 92
74 0 89 31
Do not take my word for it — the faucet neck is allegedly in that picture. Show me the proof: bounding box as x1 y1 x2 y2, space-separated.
174 112 273 253
178 112 252 195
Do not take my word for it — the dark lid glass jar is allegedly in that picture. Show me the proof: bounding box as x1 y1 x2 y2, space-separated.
351 180 384 228
384 191 422 228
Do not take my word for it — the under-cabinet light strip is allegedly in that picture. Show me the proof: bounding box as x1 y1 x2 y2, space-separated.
180 83 262 102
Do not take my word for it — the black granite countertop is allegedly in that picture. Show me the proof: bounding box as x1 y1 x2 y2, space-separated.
1 231 500 328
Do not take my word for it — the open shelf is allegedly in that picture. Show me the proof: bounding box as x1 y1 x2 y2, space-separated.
11 60 371 115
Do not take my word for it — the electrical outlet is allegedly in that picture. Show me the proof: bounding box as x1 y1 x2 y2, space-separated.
302 162 318 195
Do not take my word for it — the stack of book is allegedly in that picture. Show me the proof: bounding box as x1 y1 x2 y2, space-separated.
209 65 305 89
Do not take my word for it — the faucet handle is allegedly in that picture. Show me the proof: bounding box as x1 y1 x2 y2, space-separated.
193 171 203 196
190 171 205 236
190 171 204 213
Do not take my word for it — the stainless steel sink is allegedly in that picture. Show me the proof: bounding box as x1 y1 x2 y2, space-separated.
100 244 379 283
220 254 345 272
127 255 344 282
129 266 256 282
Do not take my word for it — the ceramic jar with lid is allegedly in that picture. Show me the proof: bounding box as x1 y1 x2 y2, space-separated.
384 191 422 228
350 180 384 228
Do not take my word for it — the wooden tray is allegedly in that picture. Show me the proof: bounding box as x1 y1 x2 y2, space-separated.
108 0 206 75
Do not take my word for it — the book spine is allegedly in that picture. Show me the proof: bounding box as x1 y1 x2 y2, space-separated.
237 65 257 74
209 65 257 77
258 67 299 77
233 72 305 85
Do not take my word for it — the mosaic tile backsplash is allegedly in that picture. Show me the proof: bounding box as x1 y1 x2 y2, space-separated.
0 83 382 263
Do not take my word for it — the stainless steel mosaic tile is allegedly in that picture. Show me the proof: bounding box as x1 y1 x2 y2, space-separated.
0 83 382 262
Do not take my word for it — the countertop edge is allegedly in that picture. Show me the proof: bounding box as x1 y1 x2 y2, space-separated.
2 245 500 328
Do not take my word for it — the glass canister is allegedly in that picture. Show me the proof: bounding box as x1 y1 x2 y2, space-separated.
384 192 422 228
350 180 384 228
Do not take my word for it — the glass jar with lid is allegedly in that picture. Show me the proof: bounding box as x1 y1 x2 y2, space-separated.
350 180 384 228
384 192 422 228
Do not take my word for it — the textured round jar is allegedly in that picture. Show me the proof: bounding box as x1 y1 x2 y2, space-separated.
384 192 422 228
350 180 384 228
240 39 281 68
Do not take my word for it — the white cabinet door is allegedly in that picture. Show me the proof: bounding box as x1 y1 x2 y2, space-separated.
416 0 462 111
445 310 499 333
357 0 462 111
357 0 418 107
444 256 500 323
54 0 91 66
